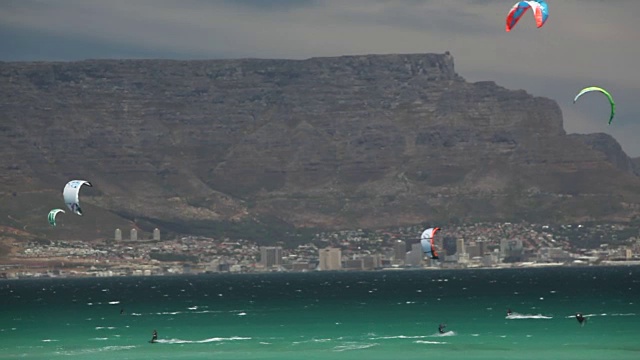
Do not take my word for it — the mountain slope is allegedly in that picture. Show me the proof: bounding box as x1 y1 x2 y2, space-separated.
1 53 639 240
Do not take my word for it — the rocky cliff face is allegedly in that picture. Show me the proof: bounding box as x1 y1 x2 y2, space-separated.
633 158 640 173
568 133 640 176
1 53 639 240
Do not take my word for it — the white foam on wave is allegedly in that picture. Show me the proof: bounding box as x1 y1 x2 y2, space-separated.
91 337 109 341
155 336 251 344
428 331 456 337
415 340 447 345
95 326 116 330
54 345 136 356
157 311 182 315
507 313 552 320
440 331 456 337
566 312 636 319
108 301 120 305
333 342 378 352
372 335 427 340
41 339 58 342
156 309 227 316
292 338 332 345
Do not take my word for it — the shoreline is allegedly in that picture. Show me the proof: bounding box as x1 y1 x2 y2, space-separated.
2 261 640 281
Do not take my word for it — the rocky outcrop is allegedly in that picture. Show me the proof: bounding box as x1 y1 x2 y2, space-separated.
569 133 640 176
1 53 639 240
633 158 640 174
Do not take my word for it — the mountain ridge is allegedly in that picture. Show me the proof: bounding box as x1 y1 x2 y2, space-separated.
1 52 639 241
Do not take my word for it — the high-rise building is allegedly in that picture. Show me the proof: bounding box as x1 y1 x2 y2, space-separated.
443 236 456 255
114 228 122 241
456 238 466 256
260 246 283 268
153 228 161 241
500 239 523 259
130 228 137 241
394 240 406 264
319 247 342 270
467 242 480 258
362 254 381 270
407 242 423 267
477 240 486 256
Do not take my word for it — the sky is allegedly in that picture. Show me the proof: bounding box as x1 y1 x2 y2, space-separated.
2 0 639 156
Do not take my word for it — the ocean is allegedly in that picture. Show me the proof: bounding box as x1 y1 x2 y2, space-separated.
1 266 638 359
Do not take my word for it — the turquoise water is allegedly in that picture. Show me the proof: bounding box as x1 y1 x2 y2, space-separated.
1 266 639 359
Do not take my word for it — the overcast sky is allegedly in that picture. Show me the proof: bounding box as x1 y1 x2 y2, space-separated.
2 0 639 156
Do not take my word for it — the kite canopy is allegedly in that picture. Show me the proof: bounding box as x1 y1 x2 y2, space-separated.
420 227 441 260
63 180 93 216
48 209 65 227
506 1 549 32
573 86 616 125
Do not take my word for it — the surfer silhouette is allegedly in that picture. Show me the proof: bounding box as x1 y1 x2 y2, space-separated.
575 313 586 326
438 323 446 334
120 308 124 315
151 329 158 343
507 308 512 316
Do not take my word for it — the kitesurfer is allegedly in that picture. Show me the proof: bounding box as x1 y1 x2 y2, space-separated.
151 329 158 343
438 323 446 334
507 308 512 316
120 308 124 315
575 313 586 326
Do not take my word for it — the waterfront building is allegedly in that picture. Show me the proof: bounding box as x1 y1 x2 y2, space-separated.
407 243 423 267
260 246 283 268
393 240 406 264
319 247 342 270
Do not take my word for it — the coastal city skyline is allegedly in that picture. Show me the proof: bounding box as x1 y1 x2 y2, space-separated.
4 221 639 279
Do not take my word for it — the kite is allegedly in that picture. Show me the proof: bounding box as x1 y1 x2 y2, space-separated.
48 209 65 227
506 1 549 32
63 180 93 215
573 86 616 124
420 227 441 260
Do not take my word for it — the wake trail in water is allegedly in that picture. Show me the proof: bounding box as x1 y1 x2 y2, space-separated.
507 313 552 319
154 336 251 344
427 331 457 337
332 342 378 352
564 313 637 319
55 345 136 356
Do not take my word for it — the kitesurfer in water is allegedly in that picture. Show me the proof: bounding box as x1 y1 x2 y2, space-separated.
438 323 446 334
576 313 586 326
151 329 158 343
507 308 512 316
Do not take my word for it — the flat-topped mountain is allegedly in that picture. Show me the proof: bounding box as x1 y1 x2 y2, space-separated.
1 53 639 241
